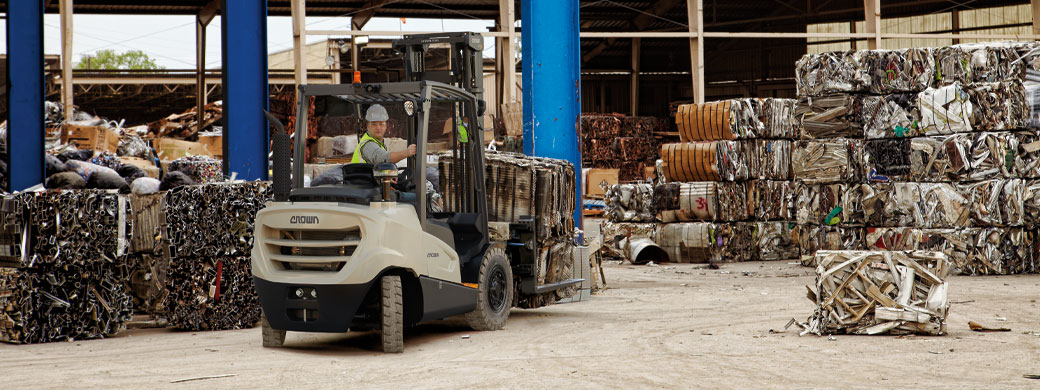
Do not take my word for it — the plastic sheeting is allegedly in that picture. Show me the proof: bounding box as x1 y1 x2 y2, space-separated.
792 139 861 184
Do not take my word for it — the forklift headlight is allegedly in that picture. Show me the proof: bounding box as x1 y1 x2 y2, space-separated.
295 288 305 298
310 289 318 299
403 100 415 116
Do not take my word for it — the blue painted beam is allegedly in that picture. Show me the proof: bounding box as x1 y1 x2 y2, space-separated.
521 0 583 232
6 0 45 191
222 0 269 180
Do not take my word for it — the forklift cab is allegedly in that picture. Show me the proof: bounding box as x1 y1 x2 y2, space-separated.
287 81 492 282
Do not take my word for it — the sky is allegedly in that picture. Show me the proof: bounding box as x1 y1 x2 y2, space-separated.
0 15 500 69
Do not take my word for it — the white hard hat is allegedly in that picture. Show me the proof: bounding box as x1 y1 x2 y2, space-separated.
366 104 389 122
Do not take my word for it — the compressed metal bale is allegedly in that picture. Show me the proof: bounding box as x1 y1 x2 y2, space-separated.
747 180 794 221
918 228 977 274
792 138 861 184
967 132 1014 181
961 179 1024 227
909 134 972 182
1012 131 1040 178
862 138 912 182
794 183 851 226
802 250 952 336
858 182 925 227
711 222 755 263
794 225 865 260
661 141 748 182
620 116 661 138
580 115 622 139
747 139 792 180
934 43 1030 86
859 48 936 94
655 222 713 263
1023 180 1040 227
653 182 748 223
795 95 863 139
795 51 869 96
761 98 799 139
918 81 1028 135
864 227 921 251
755 222 799 261
966 228 1035 275
859 93 921 139
615 137 659 162
920 183 972 228
604 183 655 223
675 99 761 141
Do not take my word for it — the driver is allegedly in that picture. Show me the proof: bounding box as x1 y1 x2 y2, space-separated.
351 104 417 164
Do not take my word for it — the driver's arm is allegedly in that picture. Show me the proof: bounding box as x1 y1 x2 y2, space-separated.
388 144 417 163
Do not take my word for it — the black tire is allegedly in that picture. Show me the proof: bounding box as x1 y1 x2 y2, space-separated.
465 248 513 331
380 275 404 353
261 313 285 348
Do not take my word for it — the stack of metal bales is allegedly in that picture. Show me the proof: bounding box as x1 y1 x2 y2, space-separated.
580 114 665 182
603 97 801 263
794 42 1040 274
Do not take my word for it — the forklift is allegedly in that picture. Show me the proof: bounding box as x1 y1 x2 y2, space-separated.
252 33 581 353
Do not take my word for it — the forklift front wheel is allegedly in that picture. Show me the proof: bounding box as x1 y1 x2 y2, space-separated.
261 313 286 348
465 248 513 331
380 275 405 353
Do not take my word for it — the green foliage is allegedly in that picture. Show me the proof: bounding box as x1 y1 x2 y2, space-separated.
76 50 165 70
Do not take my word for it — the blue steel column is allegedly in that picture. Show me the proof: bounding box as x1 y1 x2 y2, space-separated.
521 0 583 231
6 0 45 191
222 0 269 180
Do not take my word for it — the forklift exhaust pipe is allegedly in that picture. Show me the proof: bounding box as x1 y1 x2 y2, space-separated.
265 110 291 202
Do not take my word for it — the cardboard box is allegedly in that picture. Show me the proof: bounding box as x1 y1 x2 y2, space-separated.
153 138 213 161
644 165 657 181
119 157 160 179
62 125 119 153
483 129 494 145
584 168 619 198
197 135 223 159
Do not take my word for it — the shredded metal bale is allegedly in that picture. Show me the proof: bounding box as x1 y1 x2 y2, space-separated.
794 51 868 96
864 227 920 251
920 183 972 228
961 179 1024 227
675 99 761 141
919 229 977 274
859 93 921 139
909 134 972 181
934 43 1029 86
1023 180 1040 226
747 180 795 221
967 228 1035 275
792 139 861 184
604 183 655 222
712 222 755 263
795 95 862 139
857 183 925 227
747 139 793 180
1012 131 1040 178
798 250 951 336
653 182 748 223
761 98 799 139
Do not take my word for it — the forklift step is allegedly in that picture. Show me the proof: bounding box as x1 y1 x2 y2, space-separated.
529 278 584 294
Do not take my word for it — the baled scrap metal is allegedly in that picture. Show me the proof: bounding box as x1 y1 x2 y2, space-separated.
580 115 622 139
675 99 761 141
909 134 971 182
0 191 133 344
792 139 861 184
620 116 660 138
794 183 852 226
918 229 976 274
599 220 659 259
862 139 912 182
864 227 921 251
794 225 865 260
711 222 755 263
618 162 648 183
163 182 270 330
616 137 659 161
859 93 921 139
794 51 868 96
747 180 794 221
518 238 576 308
761 98 799 139
795 95 863 139
1023 180 1040 227
801 250 951 336
961 179 1024 227
1012 131 1040 178
966 228 1035 275
747 139 792 180
755 222 799 261
858 48 936 94
661 141 748 182
918 81 1028 135
857 182 925 227
604 183 655 223
653 182 748 222
967 132 1014 181
582 138 618 163
655 222 713 263
934 43 1029 86
920 183 971 228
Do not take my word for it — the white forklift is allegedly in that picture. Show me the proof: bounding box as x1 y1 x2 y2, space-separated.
251 33 580 353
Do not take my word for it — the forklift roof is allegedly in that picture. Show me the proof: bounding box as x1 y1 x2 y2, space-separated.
299 81 478 105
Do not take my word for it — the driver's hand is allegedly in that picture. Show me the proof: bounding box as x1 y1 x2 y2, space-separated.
390 177 399 185
407 144 417 156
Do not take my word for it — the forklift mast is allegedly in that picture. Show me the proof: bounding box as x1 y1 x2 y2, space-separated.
393 33 486 131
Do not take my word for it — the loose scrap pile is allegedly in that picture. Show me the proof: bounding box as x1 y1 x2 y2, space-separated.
795 250 951 336
580 114 667 183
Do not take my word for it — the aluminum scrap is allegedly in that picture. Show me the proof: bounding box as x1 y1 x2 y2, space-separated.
859 93 921 139
792 138 861 184
795 95 863 139
604 183 655 223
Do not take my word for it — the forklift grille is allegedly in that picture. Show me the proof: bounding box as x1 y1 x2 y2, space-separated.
265 227 362 272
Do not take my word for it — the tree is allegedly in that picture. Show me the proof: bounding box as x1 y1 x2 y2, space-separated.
76 50 165 70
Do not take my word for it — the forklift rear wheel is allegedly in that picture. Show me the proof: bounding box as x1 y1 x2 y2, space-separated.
261 313 286 348
380 275 405 353
465 248 513 331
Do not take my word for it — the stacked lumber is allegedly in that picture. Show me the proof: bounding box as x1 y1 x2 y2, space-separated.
0 191 133 344
798 250 951 336
580 114 665 182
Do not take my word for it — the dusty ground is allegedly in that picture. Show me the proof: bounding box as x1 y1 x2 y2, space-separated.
1 259 1039 389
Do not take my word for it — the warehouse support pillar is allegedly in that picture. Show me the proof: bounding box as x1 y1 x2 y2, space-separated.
521 0 583 231
222 0 269 180
6 0 45 191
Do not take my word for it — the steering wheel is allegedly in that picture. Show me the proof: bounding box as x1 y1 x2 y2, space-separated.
394 166 416 192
